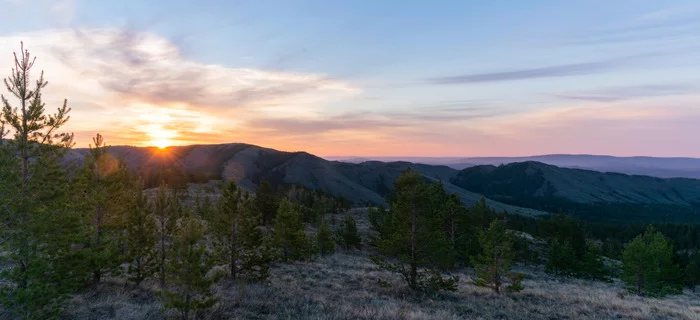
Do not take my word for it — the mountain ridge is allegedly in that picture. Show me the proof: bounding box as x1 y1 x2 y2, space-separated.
66 143 700 223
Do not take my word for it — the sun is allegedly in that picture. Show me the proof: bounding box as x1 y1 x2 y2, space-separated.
152 139 171 149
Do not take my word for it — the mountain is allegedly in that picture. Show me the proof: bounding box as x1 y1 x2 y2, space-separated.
328 154 700 179
451 161 700 223
67 144 700 223
65 143 545 217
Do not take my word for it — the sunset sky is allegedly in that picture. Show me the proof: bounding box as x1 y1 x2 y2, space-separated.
0 0 699 157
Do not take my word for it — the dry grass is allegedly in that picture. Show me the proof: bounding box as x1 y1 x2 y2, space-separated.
63 208 700 319
64 252 700 320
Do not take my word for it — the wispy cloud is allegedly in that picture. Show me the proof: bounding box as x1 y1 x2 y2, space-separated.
426 60 619 85
562 4 700 47
0 28 360 147
554 84 698 103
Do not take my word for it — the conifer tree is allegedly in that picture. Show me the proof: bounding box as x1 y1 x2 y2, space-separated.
160 216 219 320
274 199 311 262
154 186 180 288
471 219 524 294
684 253 700 292
316 219 335 256
442 193 470 263
370 168 458 292
255 179 278 227
0 42 86 318
76 133 131 283
336 215 361 250
622 226 682 297
124 186 158 286
210 180 271 281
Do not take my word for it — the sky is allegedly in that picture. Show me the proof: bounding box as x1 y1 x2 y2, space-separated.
0 0 698 157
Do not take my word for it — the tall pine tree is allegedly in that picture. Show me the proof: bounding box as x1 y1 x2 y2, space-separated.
153 186 180 288
0 42 85 318
160 216 219 320
75 133 131 283
124 186 158 286
274 199 312 262
210 180 271 281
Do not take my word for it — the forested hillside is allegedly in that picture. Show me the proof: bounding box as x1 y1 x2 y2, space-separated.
450 162 700 223
66 145 700 224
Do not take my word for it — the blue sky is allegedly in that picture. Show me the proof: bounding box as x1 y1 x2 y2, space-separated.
0 0 699 156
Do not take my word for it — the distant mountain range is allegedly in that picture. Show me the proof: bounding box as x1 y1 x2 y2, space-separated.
66 144 700 224
327 154 700 179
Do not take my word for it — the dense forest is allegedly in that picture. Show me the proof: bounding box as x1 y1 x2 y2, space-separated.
0 45 698 319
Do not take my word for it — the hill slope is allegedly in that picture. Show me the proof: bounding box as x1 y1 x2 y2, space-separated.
451 161 700 223
67 144 700 223
66 144 545 217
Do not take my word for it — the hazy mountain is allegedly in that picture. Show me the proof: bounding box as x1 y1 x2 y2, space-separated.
67 144 700 223
328 154 700 179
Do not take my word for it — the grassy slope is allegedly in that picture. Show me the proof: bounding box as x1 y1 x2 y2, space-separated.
65 208 700 320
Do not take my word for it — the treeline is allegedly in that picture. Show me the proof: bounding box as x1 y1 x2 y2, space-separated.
0 45 362 319
368 168 697 298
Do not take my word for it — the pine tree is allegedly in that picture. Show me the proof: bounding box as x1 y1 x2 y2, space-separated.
255 179 278 227
159 216 219 320
336 215 361 250
622 226 682 297
76 133 131 283
546 239 577 276
371 168 458 292
154 186 180 288
210 180 271 281
274 199 311 262
0 42 86 318
684 253 700 292
316 219 335 256
124 186 158 286
471 219 524 294
442 193 470 263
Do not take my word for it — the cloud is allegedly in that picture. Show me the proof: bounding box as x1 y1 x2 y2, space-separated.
46 29 358 109
562 4 700 47
554 84 698 103
426 60 618 85
0 28 360 147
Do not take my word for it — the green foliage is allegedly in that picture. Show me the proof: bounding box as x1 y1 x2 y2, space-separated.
336 215 361 250
255 180 279 227
124 186 158 286
153 186 181 288
316 219 336 256
540 213 586 259
442 194 470 264
621 226 682 297
683 253 700 291
274 199 312 262
545 239 576 275
371 168 457 292
74 133 132 283
0 42 86 319
158 217 219 320
471 220 524 294
210 180 271 281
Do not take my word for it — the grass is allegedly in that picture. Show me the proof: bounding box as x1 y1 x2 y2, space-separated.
63 208 700 319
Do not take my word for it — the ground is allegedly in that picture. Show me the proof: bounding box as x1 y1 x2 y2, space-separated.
64 208 700 320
